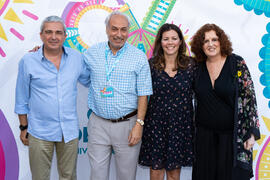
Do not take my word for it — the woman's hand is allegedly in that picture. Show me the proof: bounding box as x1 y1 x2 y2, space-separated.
243 134 255 150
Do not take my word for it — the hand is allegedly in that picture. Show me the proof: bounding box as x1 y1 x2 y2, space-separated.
128 123 143 146
243 134 255 150
20 130 29 146
29 46 41 52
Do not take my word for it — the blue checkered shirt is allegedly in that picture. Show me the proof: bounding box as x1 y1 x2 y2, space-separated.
83 42 152 119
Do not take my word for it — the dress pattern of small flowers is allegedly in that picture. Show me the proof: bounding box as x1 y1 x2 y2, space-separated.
235 56 260 166
139 58 196 170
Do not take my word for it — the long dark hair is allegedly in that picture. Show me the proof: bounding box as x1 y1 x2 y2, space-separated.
152 23 190 71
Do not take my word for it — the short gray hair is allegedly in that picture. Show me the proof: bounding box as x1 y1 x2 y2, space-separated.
104 11 131 28
40 15 66 34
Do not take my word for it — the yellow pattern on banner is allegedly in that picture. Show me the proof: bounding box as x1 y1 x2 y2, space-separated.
0 23 7 41
13 0 33 3
262 116 270 131
258 144 270 179
257 134 267 146
4 8 23 24
0 0 5 9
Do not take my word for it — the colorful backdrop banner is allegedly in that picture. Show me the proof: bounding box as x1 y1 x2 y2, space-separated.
0 0 269 179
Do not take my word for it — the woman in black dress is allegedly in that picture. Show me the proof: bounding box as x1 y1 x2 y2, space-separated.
190 24 260 180
139 23 196 180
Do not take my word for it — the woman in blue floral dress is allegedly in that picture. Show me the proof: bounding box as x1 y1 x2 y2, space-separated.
139 23 196 180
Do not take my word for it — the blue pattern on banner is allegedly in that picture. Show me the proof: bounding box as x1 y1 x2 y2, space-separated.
234 0 270 17
259 23 270 108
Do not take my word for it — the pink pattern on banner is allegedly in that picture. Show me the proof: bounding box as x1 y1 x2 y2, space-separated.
22 10 38 20
0 141 5 180
0 0 10 16
255 136 270 180
63 0 105 27
0 47 6 57
10 28 24 40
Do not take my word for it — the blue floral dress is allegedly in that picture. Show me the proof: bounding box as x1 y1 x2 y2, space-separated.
138 58 196 170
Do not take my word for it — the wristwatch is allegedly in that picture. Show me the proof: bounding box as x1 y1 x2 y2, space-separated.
19 124 28 131
136 119 144 126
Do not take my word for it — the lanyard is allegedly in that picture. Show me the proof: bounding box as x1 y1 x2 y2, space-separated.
104 44 125 82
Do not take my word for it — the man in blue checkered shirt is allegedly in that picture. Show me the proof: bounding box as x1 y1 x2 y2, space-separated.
83 11 153 180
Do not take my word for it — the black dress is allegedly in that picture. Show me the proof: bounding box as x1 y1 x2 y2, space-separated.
192 56 250 180
139 58 195 170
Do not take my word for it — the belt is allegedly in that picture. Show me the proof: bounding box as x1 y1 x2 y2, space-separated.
105 110 137 123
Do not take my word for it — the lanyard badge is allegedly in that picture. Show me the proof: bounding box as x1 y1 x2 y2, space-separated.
100 86 114 98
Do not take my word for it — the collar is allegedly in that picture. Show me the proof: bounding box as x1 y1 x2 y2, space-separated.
106 42 128 57
39 45 68 61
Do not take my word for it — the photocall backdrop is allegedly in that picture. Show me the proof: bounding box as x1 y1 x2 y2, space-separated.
0 0 269 179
